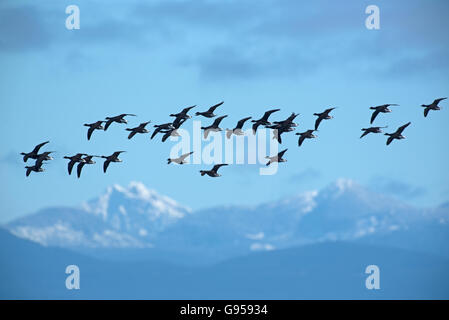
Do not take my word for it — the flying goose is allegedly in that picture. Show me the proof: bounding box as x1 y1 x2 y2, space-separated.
195 101 224 118
21 141 50 162
161 118 187 142
385 122 411 145
151 123 175 139
64 153 88 175
421 98 446 117
25 163 44 177
125 121 151 139
168 151 194 165
266 148 288 166
104 114 136 131
199 164 228 177
76 155 100 178
370 104 398 124
360 126 387 139
296 130 317 147
35 151 55 167
101 151 125 173
84 121 105 140
272 112 299 127
251 109 280 134
202 115 228 139
314 107 336 130
170 105 195 123
226 117 252 139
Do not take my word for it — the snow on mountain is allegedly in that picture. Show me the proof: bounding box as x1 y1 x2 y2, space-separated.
4 179 448 261
7 182 191 248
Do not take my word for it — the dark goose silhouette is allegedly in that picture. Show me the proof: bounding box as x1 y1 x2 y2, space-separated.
151 123 175 140
104 114 136 131
360 126 387 139
266 148 288 166
226 117 252 139
84 121 105 140
25 163 44 177
76 155 100 178
252 109 280 134
296 130 317 147
35 151 54 167
125 121 151 139
202 115 228 139
168 151 194 165
385 122 411 145
195 101 224 118
101 151 125 173
170 105 195 123
64 153 88 175
21 141 49 162
200 164 228 177
161 118 187 142
421 98 446 117
314 107 335 130
370 104 398 124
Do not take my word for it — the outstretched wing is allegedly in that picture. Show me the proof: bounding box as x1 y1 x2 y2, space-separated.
212 115 228 127
128 130 137 139
182 105 196 114
396 122 411 134
360 130 369 139
104 119 114 131
212 164 228 173
278 149 288 158
173 117 186 128
298 134 307 146
179 151 194 161
314 117 323 130
324 107 335 114
26 167 32 177
68 160 76 175
207 101 224 113
273 130 282 144
370 109 380 124
236 117 251 129
252 122 261 134
424 107 430 117
386 136 394 145
77 162 86 178
162 130 172 142
112 151 125 158
433 97 447 104
261 109 280 121
32 141 50 154
103 160 111 173
87 127 95 140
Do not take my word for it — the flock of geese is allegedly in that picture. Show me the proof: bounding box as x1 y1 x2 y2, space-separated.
21 97 446 177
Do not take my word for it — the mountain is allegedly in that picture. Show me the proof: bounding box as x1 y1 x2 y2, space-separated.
7 182 191 248
1 229 448 299
4 179 449 265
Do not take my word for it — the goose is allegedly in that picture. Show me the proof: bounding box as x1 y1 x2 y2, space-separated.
252 109 280 134
35 151 55 167
296 130 317 147
168 151 194 164
272 112 299 127
370 104 398 124
76 155 100 178
104 114 136 131
101 151 125 173
202 115 228 139
25 164 44 177
151 123 175 139
64 153 88 175
270 125 295 144
226 117 252 139
84 121 105 140
161 118 187 142
385 122 411 145
170 105 195 123
21 141 49 162
314 107 336 130
421 98 446 117
266 148 288 166
360 126 387 139
195 101 224 118
125 121 151 139
199 164 228 177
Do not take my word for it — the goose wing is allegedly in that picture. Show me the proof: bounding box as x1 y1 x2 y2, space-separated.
212 164 228 173
212 115 228 127
360 130 369 139
424 107 430 117
179 151 194 161
26 167 32 177
236 117 251 129
208 101 224 113
32 141 50 154
386 136 394 145
77 162 86 178
396 122 411 134
370 109 380 124
87 126 95 140
298 134 307 146
433 97 447 105
261 109 280 121
128 130 137 139
314 116 323 130
103 160 111 173
278 149 288 158
104 119 114 131
68 160 76 175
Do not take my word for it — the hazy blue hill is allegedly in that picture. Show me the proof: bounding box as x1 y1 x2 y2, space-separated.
1 229 448 299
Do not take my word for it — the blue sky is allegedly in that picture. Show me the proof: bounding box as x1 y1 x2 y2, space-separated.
0 0 448 222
